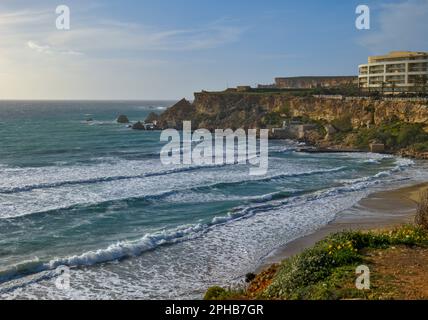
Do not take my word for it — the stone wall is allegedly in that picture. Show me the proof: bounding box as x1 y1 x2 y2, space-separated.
274 76 357 89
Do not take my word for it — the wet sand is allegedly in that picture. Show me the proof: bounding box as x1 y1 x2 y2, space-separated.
257 182 428 272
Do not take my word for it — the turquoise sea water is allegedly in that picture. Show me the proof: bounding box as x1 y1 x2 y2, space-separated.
0 101 427 299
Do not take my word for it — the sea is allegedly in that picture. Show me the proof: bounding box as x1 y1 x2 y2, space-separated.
0 100 427 299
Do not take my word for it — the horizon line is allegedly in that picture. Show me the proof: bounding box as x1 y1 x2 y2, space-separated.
0 98 184 102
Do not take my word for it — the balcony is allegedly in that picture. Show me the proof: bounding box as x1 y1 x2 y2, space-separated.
369 66 385 74
386 68 405 73
408 63 428 73
386 64 405 73
408 75 428 84
369 70 385 75
359 67 368 75
386 75 405 84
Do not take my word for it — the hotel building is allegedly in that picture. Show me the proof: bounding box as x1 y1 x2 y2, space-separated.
358 51 428 93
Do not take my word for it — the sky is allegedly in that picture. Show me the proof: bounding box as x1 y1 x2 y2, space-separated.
0 0 427 100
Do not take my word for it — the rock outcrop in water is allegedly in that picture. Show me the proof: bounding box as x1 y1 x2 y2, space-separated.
117 115 130 124
132 121 145 130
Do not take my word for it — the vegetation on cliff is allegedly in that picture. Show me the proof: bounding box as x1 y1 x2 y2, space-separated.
330 121 428 152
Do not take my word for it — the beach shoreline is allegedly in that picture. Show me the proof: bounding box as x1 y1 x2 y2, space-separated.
256 181 428 273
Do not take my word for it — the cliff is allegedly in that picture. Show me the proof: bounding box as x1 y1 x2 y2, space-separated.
192 92 428 128
155 91 428 155
159 92 428 129
156 98 196 130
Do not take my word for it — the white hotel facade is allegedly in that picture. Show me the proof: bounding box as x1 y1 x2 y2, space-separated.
358 51 428 93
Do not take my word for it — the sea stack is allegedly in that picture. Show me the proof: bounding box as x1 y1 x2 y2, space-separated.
117 115 130 124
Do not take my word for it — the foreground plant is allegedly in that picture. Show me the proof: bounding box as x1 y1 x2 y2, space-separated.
204 225 428 300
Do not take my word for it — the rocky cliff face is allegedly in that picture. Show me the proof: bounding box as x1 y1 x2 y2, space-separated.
156 98 196 130
193 93 428 129
157 93 428 131
291 97 428 129
154 92 428 157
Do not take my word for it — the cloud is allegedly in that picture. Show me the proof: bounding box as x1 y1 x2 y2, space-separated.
358 0 428 53
143 25 245 51
27 41 50 53
43 21 246 55
0 5 245 56
27 41 83 56
0 9 51 26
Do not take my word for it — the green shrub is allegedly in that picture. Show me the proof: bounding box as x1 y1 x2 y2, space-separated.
331 116 353 132
263 225 428 299
397 124 428 148
204 226 428 300
263 112 283 126
324 231 390 250
355 122 428 150
287 265 365 300
412 141 428 152
265 236 361 299
204 286 229 300
278 104 292 118
387 225 428 245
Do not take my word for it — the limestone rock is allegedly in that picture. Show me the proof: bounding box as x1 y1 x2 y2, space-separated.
145 112 160 123
117 115 130 124
132 121 145 130
155 98 196 129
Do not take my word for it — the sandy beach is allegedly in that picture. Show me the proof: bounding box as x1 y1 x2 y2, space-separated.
257 182 428 272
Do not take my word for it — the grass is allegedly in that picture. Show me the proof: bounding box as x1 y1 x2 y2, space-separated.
412 142 428 153
204 225 428 300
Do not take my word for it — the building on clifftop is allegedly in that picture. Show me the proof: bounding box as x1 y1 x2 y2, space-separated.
358 51 428 93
